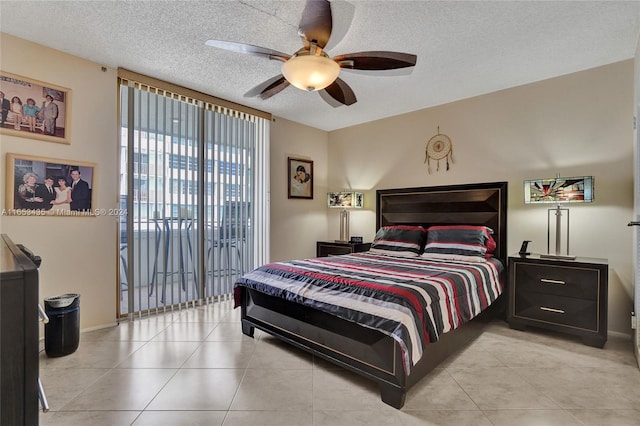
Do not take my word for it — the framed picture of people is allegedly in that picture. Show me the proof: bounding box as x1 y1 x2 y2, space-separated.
288 157 313 199
0 71 71 144
5 153 96 217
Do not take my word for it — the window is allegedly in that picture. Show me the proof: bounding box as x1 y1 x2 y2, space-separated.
118 72 270 317
219 160 243 175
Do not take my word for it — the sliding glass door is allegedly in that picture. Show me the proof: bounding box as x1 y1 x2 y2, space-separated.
118 78 269 317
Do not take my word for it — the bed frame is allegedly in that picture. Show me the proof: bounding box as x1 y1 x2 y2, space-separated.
238 181 508 408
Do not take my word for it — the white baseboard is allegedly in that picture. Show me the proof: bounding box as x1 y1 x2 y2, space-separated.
39 321 119 342
608 330 633 339
80 322 119 333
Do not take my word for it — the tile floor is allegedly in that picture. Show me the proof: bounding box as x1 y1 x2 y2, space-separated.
38 301 640 426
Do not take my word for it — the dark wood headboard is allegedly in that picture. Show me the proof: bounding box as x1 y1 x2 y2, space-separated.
376 182 508 263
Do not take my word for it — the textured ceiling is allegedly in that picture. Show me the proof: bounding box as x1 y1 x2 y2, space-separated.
1 1 639 131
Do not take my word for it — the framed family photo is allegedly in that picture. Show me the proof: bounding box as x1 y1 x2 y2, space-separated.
0 71 71 144
5 153 96 216
288 157 313 199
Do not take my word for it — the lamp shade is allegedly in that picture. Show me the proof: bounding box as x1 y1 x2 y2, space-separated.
281 52 340 92
524 176 594 204
327 192 364 209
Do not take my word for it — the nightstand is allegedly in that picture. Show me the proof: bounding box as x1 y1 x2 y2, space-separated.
508 254 608 348
316 241 371 257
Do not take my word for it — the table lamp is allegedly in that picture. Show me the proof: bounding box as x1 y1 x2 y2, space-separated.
524 175 594 259
327 191 364 243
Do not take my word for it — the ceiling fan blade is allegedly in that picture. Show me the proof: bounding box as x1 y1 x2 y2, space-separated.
244 75 290 100
298 0 333 49
321 77 357 106
322 0 355 51
205 39 290 62
333 51 417 70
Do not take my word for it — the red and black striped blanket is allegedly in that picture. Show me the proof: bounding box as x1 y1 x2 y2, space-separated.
234 251 504 373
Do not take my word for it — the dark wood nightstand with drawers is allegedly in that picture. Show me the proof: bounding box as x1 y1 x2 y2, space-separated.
316 241 371 257
508 254 608 348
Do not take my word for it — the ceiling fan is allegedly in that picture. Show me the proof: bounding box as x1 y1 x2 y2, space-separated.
205 0 417 106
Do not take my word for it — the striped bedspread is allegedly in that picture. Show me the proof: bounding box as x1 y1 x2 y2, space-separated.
234 252 504 373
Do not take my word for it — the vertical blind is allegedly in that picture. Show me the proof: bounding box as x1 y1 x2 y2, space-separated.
118 73 270 317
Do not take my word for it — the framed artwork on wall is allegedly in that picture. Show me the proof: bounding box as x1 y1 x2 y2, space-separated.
0 71 71 144
5 153 96 216
288 157 313 199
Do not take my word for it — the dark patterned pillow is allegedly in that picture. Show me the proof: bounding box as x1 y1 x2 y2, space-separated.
423 225 494 258
468 234 498 260
370 225 428 257
486 234 497 255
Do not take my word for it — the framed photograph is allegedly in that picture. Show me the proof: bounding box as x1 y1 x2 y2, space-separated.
5 153 96 216
0 71 71 144
288 157 313 199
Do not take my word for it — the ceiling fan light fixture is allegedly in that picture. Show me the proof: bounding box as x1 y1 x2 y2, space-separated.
206 0 416 106
281 50 340 92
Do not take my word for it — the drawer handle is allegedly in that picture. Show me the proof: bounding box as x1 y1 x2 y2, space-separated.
540 278 566 285
540 306 565 314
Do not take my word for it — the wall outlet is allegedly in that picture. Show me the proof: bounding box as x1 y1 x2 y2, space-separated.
632 312 637 330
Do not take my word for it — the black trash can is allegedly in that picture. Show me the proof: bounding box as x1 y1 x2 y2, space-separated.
44 294 80 357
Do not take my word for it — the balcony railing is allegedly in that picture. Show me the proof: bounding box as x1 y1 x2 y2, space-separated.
119 220 249 316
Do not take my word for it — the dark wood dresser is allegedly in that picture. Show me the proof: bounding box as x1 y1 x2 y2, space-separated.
316 241 371 257
0 234 40 425
508 254 608 348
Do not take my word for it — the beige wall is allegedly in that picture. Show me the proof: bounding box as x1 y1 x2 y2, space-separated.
0 34 119 330
269 117 329 261
327 60 635 335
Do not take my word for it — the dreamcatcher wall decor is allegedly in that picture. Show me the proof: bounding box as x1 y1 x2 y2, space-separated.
424 126 454 174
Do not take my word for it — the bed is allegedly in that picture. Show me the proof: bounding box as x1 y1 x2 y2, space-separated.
234 181 508 408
